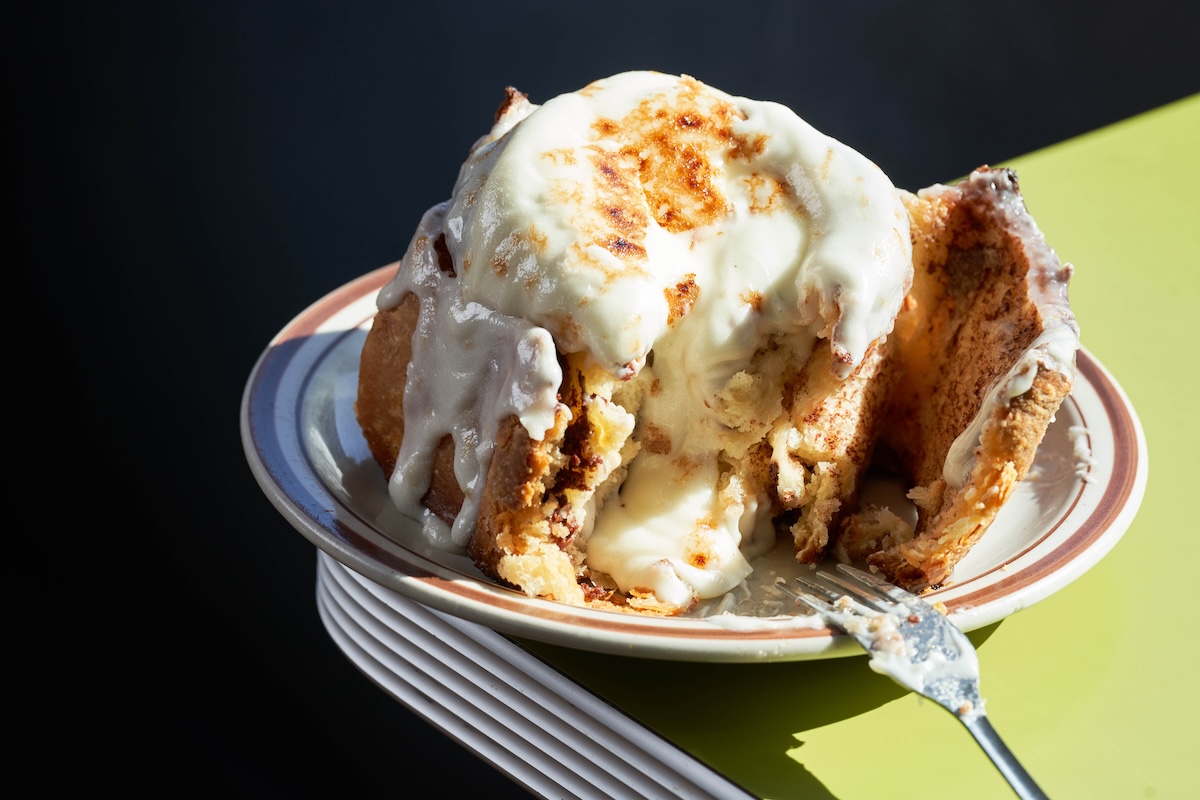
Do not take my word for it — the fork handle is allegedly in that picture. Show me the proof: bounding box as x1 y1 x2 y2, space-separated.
960 715 1050 799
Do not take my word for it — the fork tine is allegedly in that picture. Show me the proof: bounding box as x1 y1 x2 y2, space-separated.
791 591 838 617
774 576 836 616
835 563 919 605
795 568 890 613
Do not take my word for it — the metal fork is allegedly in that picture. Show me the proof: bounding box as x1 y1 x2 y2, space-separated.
786 563 1049 800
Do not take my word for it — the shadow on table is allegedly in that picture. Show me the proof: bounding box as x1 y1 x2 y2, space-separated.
520 623 1001 799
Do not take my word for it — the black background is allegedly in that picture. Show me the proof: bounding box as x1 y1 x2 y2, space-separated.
12 2 1195 797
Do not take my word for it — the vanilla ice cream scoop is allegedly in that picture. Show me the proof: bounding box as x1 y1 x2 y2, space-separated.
439 70 911 380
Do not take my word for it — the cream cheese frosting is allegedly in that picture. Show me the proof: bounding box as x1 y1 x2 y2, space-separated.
376 71 913 607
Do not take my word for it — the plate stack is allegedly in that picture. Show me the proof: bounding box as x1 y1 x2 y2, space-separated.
314 550 754 800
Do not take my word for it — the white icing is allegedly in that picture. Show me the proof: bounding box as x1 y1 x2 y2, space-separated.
382 204 566 547
1068 424 1097 482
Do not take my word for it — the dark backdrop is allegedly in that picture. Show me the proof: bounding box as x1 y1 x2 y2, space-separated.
12 2 1195 796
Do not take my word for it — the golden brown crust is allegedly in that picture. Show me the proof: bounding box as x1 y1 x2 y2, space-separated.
468 356 644 611
866 368 1071 590
423 435 464 524
885 175 1047 486
846 167 1078 592
469 415 557 574
354 294 419 477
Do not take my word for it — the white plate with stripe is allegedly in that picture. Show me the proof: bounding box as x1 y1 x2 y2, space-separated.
243 265 1148 662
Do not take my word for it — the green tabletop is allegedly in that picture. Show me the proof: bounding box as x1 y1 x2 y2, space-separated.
521 94 1199 799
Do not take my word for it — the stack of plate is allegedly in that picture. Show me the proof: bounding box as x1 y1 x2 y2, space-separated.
315 551 756 800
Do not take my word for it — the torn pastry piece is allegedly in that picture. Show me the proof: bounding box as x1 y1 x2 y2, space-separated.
836 167 1079 591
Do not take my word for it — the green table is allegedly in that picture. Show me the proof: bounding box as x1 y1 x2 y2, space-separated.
520 95 1199 799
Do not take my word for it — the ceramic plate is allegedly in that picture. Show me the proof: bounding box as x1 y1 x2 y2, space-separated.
242 265 1148 662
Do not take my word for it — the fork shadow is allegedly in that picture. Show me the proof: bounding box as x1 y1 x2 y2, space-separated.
518 622 1001 799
